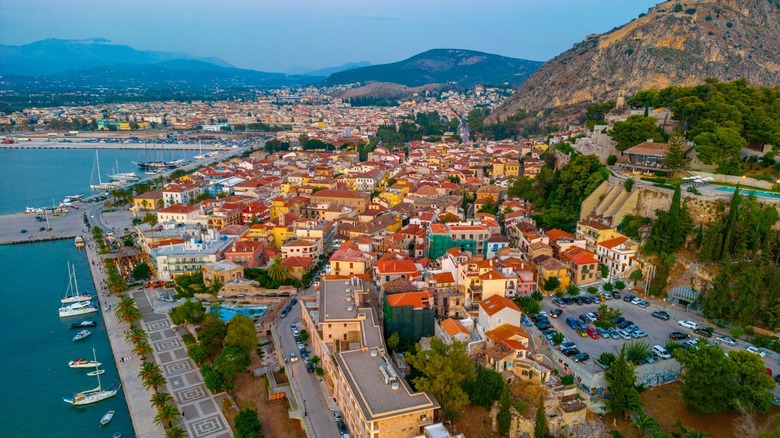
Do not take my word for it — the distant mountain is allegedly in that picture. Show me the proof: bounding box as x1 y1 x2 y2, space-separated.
49 59 320 89
489 0 780 123
0 38 234 76
321 49 542 88
306 62 371 78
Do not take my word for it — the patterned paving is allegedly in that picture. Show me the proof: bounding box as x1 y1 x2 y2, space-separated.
188 414 231 438
134 290 233 437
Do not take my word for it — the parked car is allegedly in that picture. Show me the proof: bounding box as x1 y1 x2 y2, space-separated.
636 300 649 308
633 330 648 338
669 332 689 340
565 317 579 329
653 345 672 359
623 294 636 302
681 340 700 350
575 327 588 338
562 297 574 305
624 324 639 333
678 320 699 330
306 363 314 373
612 316 625 325
631 298 642 305
552 298 565 307
586 327 600 339
745 346 767 357
337 420 348 435
522 316 532 327
617 329 632 340
550 309 563 318
562 347 580 357
693 328 712 338
572 297 583 305
651 311 671 320
608 327 621 339
586 312 598 322
332 411 342 421
611 291 621 299
573 352 590 363
597 327 610 339
560 341 577 350
717 336 736 346
289 352 298 362
617 320 633 330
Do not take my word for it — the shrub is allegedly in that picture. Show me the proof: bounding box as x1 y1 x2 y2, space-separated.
607 155 618 165
624 178 635 192
560 374 575 385
685 8 697 14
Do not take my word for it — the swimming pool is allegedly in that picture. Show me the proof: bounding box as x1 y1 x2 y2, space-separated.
214 306 268 322
714 186 780 199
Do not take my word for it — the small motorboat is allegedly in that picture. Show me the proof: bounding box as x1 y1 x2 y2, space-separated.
69 320 97 329
87 369 105 377
100 410 115 426
73 329 92 341
112 433 124 438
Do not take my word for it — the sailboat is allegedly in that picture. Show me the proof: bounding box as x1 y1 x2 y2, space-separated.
132 142 168 170
194 139 208 160
108 159 139 182
64 349 119 405
90 149 124 191
59 264 97 318
60 262 94 305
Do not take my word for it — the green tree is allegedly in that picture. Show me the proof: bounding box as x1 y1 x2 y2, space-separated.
405 339 474 420
603 282 614 292
662 135 688 170
674 345 739 413
632 411 660 437
298 330 309 343
267 257 289 283
143 372 168 392
534 397 551 438
214 344 251 380
224 314 257 353
551 332 565 346
387 332 400 351
198 314 228 357
693 127 747 166
629 270 643 282
150 391 174 410
187 343 209 366
154 404 181 429
596 304 623 328
624 341 652 364
515 296 541 316
201 364 226 393
314 367 325 378
142 212 158 226
605 351 642 418
624 178 635 192
587 286 599 294
310 355 321 367
566 283 580 296
729 351 775 413
169 299 206 325
614 280 626 291
166 427 187 438
234 408 263 438
597 352 617 369
497 387 516 435
645 185 691 255
462 367 506 409
133 340 153 361
125 327 149 345
609 115 666 151
115 297 141 327
133 262 151 280
138 361 162 383
543 276 561 293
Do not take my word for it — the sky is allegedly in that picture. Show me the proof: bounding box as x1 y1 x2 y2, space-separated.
1 0 660 73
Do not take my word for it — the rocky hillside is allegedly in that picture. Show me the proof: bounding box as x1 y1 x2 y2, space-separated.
321 48 542 88
488 0 780 123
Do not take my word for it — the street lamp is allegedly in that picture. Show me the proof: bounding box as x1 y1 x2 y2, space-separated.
303 399 307 417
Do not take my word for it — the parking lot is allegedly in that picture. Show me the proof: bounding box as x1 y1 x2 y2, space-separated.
534 295 715 363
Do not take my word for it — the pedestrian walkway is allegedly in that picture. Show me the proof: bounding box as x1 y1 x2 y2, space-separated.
134 290 233 438
84 238 163 438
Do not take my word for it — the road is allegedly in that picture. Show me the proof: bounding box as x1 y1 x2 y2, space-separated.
276 297 341 438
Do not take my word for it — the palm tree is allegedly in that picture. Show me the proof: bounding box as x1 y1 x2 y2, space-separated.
115 297 141 327
150 391 173 410
633 412 660 437
683 431 709 438
133 340 153 361
154 404 180 429
143 372 167 392
314 367 325 378
310 355 321 367
267 257 289 282
166 426 187 438
125 327 148 345
138 361 161 382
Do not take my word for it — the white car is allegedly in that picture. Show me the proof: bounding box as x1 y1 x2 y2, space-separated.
717 336 736 346
745 346 767 357
652 345 672 359
617 329 632 340
677 320 698 330
631 298 642 305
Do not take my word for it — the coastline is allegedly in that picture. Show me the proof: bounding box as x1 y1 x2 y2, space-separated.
83 235 164 437
0 141 229 151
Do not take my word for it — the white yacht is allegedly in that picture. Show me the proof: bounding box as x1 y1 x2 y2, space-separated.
64 349 119 405
59 264 97 317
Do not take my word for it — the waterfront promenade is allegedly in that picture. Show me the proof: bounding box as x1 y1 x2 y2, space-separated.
84 235 164 437
0 139 227 150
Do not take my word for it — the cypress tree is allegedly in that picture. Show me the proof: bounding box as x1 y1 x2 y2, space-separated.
534 396 551 438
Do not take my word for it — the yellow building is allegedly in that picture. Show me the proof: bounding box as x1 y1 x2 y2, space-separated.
269 197 290 221
505 161 520 177
492 160 505 178
536 257 570 292
132 190 164 211
330 241 370 276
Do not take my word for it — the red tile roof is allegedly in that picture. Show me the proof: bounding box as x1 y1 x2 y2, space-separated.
385 291 433 309
598 236 630 249
479 295 520 316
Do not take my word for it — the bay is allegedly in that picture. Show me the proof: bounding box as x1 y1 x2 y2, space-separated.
0 239 134 437
0 147 199 215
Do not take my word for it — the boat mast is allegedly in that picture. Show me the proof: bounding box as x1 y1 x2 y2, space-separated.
95 149 103 185
93 348 102 390
72 264 80 296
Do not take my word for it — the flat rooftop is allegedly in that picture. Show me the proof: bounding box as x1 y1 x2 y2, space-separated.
319 278 361 322
335 349 438 422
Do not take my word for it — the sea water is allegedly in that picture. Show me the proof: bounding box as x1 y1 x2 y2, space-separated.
0 239 134 436
0 148 200 215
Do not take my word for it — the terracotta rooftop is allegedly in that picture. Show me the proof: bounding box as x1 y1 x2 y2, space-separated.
385 291 433 309
479 295 520 316
441 318 470 337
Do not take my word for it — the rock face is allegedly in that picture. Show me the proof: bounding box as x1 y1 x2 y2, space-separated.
489 0 780 122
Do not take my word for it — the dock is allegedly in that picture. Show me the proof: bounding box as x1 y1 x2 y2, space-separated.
0 212 84 246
